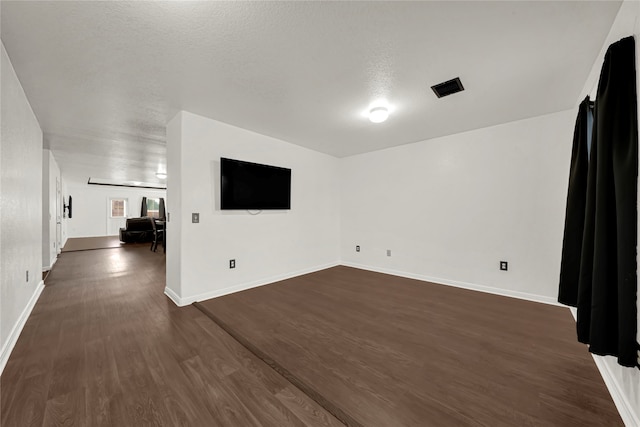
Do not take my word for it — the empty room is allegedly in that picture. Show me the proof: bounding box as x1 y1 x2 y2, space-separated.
2 1 640 426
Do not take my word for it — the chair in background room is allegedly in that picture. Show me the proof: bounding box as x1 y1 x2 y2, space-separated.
149 217 164 253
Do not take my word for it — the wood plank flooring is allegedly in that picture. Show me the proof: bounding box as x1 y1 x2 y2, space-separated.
196 266 623 427
1 245 342 427
61 236 123 252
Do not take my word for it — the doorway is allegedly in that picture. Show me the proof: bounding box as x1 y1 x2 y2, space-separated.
107 197 128 236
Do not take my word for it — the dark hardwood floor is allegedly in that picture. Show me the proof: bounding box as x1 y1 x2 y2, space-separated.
196 266 623 427
61 236 123 252
1 245 342 427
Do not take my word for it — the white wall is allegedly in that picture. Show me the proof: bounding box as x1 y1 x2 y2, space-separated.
572 2 640 425
42 149 61 270
340 110 574 304
165 111 340 305
166 112 182 298
1 42 44 371
65 178 166 238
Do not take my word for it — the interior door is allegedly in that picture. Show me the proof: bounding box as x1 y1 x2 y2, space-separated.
107 197 128 236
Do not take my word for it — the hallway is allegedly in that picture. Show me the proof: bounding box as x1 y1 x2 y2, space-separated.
0 245 339 426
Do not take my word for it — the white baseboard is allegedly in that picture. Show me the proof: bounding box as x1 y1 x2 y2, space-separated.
42 255 57 272
568 308 639 427
591 355 640 427
341 261 560 306
0 280 45 375
164 286 184 307
167 261 558 307
165 261 340 307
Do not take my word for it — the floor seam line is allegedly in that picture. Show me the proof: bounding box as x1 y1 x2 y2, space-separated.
192 301 361 427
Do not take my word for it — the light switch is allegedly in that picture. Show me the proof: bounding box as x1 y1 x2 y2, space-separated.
192 213 199 223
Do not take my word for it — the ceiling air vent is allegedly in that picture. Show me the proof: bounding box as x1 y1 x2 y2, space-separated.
431 77 464 98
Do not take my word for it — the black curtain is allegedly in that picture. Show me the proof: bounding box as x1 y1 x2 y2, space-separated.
159 198 166 219
559 97 593 306
141 196 147 217
559 36 638 368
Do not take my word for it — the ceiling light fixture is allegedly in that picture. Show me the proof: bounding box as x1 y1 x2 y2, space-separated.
369 106 389 123
156 172 167 179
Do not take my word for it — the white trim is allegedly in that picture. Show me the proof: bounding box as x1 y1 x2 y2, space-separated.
340 261 561 306
166 261 560 307
591 355 640 427
42 255 57 272
164 286 184 307
0 280 45 375
165 262 340 307
568 308 639 427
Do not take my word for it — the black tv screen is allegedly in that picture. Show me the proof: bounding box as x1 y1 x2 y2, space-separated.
221 157 291 210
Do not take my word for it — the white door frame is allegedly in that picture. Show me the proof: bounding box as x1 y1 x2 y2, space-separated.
56 178 62 254
107 197 128 236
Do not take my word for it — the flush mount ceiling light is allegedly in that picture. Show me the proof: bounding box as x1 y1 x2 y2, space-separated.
369 106 389 123
156 172 167 179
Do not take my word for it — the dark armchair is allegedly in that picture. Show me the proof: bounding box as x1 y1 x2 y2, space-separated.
119 217 154 243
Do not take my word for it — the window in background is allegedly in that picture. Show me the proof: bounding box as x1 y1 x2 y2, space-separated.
111 199 127 218
147 198 160 218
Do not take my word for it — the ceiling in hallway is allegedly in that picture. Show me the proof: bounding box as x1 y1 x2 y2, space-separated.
0 1 621 184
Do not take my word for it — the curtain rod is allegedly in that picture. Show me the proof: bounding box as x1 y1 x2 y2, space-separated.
87 180 166 190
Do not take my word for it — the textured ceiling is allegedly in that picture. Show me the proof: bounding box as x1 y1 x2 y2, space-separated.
0 1 621 184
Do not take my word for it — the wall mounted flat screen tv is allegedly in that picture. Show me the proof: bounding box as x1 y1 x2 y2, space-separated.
221 157 291 210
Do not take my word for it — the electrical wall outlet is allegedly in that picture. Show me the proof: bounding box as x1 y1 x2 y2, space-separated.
192 213 199 223
500 261 508 271
356 245 360 252
387 250 391 257
230 259 235 269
